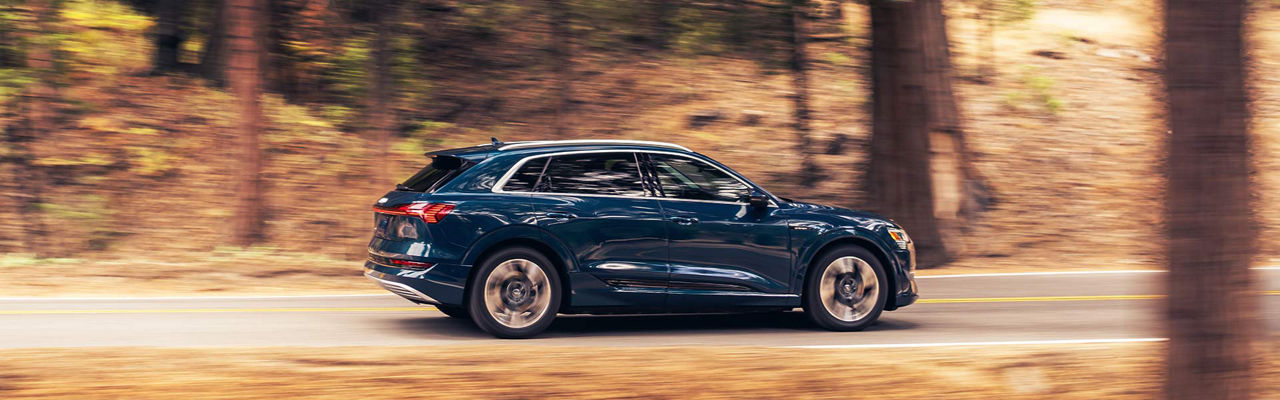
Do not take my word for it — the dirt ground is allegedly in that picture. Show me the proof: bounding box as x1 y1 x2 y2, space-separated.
0 342 1276 399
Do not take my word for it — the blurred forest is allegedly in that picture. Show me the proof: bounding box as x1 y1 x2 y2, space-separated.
1 0 1280 275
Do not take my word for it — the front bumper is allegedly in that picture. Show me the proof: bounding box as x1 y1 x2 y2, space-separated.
886 242 918 310
364 261 470 306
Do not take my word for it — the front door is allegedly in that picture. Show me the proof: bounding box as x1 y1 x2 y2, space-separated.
643 153 794 309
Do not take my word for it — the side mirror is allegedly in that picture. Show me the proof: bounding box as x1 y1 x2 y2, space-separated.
747 192 770 209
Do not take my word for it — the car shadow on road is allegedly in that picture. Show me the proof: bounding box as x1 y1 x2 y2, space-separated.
393 311 918 339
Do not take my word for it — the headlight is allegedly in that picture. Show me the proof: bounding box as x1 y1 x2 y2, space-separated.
886 227 911 249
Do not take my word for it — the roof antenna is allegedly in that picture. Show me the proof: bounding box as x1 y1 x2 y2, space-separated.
490 137 503 147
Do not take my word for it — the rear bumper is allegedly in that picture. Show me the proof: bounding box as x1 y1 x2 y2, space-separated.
365 271 442 305
364 261 470 306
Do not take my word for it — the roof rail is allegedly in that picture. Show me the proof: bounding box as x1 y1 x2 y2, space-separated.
496 139 692 152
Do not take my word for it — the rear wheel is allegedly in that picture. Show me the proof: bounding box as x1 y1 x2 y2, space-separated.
467 246 561 338
436 305 469 319
802 246 888 331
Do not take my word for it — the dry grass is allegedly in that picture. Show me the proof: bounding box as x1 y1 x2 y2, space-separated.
0 342 1276 399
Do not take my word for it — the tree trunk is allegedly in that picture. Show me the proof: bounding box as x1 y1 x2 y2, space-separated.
151 0 184 74
866 0 989 268
975 0 995 82
8 0 57 257
368 2 398 186
201 0 227 84
226 0 266 246
788 1 819 186
548 0 572 137
1163 0 1258 398
650 0 674 49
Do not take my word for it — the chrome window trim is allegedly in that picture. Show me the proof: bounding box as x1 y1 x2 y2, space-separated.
498 140 691 152
491 149 779 207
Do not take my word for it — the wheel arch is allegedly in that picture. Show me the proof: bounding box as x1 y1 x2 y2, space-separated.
461 226 576 312
800 233 900 310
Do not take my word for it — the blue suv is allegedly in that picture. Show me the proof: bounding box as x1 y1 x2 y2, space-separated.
365 139 918 338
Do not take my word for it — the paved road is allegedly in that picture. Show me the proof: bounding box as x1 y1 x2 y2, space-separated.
1 269 1276 348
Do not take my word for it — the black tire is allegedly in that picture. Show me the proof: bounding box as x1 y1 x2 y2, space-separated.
436 305 469 319
466 246 562 339
802 245 889 331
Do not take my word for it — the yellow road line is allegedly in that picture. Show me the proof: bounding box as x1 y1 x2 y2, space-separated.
0 306 435 315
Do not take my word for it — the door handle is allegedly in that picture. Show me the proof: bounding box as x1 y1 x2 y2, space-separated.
671 217 699 225
544 212 576 220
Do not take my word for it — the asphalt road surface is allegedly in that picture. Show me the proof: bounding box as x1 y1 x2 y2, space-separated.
2 269 1276 348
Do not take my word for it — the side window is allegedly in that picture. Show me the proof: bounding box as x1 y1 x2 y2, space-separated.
648 154 751 202
540 152 647 197
501 157 549 192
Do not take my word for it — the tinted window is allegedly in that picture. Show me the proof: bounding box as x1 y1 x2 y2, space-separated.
648 154 751 202
501 157 549 192
540 152 646 197
400 155 472 192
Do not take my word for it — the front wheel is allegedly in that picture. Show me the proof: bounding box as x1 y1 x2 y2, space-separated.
466 247 561 338
802 246 888 331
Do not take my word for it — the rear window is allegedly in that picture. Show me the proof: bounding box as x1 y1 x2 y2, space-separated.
502 158 550 192
399 155 472 192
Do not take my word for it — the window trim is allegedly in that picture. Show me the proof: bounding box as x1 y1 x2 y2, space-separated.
492 149 778 207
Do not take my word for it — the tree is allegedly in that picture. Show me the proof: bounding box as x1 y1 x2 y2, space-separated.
866 0 990 268
1163 0 1258 398
200 0 227 83
368 1 401 186
788 0 819 187
6 0 58 257
150 0 184 74
548 0 572 137
226 0 267 246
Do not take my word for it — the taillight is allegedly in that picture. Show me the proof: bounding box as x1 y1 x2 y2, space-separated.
373 202 455 224
389 259 434 269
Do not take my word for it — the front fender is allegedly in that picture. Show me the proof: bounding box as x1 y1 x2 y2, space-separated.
792 228 901 292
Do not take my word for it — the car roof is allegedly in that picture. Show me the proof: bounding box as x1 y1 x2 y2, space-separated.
427 140 695 161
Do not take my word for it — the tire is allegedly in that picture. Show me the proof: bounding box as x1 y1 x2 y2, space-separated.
436 305 469 319
466 246 562 338
802 246 889 331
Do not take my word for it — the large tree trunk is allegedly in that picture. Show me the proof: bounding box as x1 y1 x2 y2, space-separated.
548 0 572 137
151 0 184 74
226 0 266 246
8 0 57 257
866 0 989 268
788 1 819 186
368 2 398 187
201 0 227 84
1163 0 1258 398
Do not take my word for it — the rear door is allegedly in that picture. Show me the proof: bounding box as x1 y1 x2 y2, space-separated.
643 153 793 309
510 151 669 309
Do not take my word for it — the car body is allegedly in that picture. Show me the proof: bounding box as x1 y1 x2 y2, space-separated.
364 139 918 337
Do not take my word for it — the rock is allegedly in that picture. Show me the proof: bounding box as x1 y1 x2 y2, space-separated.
688 109 723 129
1095 48 1126 59
1095 48 1153 62
824 133 850 155
1031 50 1067 60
